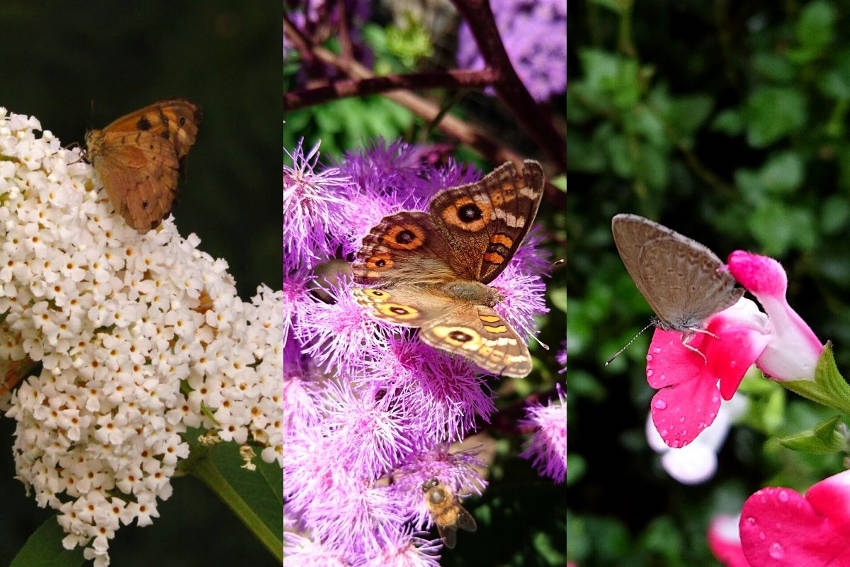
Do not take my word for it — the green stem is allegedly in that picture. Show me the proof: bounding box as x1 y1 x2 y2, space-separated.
190 457 283 561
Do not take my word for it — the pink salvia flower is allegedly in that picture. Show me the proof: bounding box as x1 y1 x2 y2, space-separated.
739 469 850 566
648 298 769 447
708 515 750 567
727 250 823 381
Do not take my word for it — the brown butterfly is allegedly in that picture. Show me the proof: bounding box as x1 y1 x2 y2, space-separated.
85 99 201 232
351 160 545 378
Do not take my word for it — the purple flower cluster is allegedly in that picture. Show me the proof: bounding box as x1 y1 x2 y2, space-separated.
283 138 551 562
457 0 567 102
519 383 566 483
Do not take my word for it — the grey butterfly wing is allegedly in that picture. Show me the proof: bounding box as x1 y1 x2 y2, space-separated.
419 304 532 377
611 214 743 330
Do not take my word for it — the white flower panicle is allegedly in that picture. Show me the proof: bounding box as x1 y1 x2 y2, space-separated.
0 108 282 566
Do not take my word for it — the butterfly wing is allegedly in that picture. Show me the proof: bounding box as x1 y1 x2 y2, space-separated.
96 99 201 159
352 284 455 327
420 304 532 377
88 131 180 231
612 214 743 330
352 211 458 287
428 160 545 284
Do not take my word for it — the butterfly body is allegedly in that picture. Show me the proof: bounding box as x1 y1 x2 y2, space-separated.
353 160 545 378
86 99 201 232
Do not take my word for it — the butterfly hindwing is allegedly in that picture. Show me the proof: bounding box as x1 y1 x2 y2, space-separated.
420 304 531 378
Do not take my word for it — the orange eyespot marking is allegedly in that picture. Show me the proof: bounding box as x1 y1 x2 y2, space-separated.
441 197 491 232
366 253 393 271
377 303 420 320
383 223 426 250
483 324 508 333
431 325 483 348
483 252 505 264
490 234 513 248
479 314 501 323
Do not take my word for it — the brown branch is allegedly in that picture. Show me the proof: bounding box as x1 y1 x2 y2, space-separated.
284 69 500 111
451 0 566 172
285 16 525 165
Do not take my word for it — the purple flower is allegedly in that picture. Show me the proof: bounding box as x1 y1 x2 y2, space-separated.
283 140 353 273
457 0 568 102
294 273 389 376
556 339 566 374
519 383 566 483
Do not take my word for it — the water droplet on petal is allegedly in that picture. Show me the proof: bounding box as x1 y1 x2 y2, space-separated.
679 416 685 423
769 542 784 559
654 399 667 410
778 490 789 503
745 516 757 526
646 354 653 362
647 369 654 377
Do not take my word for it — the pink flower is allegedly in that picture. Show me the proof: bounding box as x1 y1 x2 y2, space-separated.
726 251 823 381
647 298 769 448
739 469 850 566
708 515 750 567
648 251 826 448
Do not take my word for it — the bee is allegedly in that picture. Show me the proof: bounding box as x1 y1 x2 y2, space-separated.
421 477 477 549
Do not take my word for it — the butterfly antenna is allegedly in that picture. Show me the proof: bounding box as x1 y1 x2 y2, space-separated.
604 321 654 366
528 333 549 351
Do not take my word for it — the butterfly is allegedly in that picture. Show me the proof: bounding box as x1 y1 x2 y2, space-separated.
352 160 545 378
85 99 201 232
610 213 743 360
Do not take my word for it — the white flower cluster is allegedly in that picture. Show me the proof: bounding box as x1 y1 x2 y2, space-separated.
0 108 282 566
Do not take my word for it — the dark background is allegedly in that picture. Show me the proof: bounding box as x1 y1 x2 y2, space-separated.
0 2 279 565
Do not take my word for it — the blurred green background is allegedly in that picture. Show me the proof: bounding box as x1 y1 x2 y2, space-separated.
568 1 850 565
0 2 279 566
285 2 567 565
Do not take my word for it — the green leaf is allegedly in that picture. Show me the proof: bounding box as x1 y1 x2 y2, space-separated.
188 440 283 561
10 516 85 567
667 94 714 137
744 87 807 147
779 415 845 454
748 202 816 255
712 109 744 135
752 51 797 82
783 343 850 415
578 49 642 109
759 151 805 194
549 286 567 313
789 0 835 63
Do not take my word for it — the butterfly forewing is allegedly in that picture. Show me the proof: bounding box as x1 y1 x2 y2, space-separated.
611 213 743 331
429 160 545 284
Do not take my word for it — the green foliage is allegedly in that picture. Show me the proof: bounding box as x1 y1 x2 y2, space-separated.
569 1 850 563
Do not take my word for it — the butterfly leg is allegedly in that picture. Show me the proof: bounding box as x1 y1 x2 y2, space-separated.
680 331 708 364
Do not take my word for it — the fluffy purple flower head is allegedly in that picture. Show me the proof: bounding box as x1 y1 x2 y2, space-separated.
389 445 487 530
283 426 405 560
283 266 313 345
519 383 566 483
491 260 549 342
457 0 567 102
318 378 417 479
295 273 389 376
357 527 442 567
283 140 353 273
283 338 321 434
282 530 348 566
360 334 496 446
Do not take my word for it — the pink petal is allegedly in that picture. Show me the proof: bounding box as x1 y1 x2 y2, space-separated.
708 515 750 567
806 470 850 532
740 486 850 566
650 369 720 448
646 329 705 389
